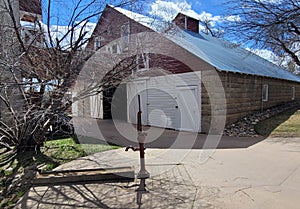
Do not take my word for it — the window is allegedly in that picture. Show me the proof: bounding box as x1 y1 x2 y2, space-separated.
94 36 103 50
111 44 118 54
142 53 150 69
121 23 130 51
262 84 268 101
292 86 295 100
135 53 150 71
106 46 111 53
107 44 120 54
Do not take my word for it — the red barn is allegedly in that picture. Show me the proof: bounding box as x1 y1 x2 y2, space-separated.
76 5 300 133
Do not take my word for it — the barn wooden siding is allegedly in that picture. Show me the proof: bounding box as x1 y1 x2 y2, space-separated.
86 5 152 51
201 70 300 133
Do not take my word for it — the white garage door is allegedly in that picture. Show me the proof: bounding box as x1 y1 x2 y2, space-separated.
146 74 178 129
147 88 176 129
127 72 201 132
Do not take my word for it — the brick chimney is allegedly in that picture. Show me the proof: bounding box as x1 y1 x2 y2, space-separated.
173 13 199 33
19 0 42 22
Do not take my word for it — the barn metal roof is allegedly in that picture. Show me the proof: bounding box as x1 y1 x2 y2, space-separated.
168 30 300 82
113 6 300 83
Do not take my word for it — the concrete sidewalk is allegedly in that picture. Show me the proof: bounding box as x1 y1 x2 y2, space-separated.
16 136 300 209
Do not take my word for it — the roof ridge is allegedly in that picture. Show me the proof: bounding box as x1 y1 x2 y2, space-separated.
110 5 166 32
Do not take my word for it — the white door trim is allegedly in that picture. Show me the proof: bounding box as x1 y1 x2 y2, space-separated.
176 85 201 132
127 79 148 125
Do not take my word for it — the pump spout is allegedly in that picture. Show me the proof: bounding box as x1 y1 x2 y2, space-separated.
125 146 140 152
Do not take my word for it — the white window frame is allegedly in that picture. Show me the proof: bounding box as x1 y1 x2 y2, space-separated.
292 86 295 100
262 84 268 102
141 53 150 69
121 22 130 51
135 53 150 72
94 36 103 50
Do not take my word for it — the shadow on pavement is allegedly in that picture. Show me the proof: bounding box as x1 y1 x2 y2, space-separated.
17 165 201 209
73 118 266 149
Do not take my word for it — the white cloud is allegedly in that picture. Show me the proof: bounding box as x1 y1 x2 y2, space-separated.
199 11 221 22
148 0 238 27
255 0 283 4
42 21 96 49
224 15 241 22
149 0 193 21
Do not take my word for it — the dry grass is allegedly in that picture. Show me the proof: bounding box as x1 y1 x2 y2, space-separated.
255 109 300 137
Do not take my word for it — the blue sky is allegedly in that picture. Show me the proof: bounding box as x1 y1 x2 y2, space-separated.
190 0 227 16
147 0 231 23
42 0 279 67
44 0 229 25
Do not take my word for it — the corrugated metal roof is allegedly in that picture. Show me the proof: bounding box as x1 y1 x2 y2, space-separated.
113 6 300 83
168 30 300 82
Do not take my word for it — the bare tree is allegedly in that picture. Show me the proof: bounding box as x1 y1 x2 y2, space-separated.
0 0 140 201
199 18 223 38
223 0 300 70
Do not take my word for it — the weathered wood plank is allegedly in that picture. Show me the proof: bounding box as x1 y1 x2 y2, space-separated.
33 166 135 186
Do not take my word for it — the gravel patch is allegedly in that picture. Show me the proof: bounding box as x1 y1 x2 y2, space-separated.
223 102 300 137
